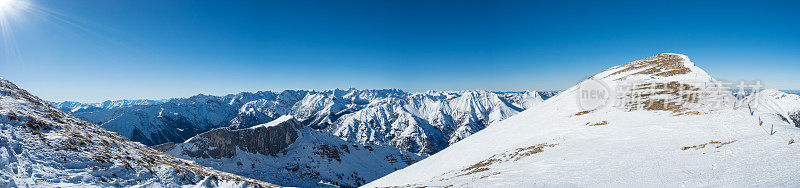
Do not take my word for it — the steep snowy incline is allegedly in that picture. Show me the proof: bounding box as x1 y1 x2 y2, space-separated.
0 78 277 187
366 53 800 187
159 116 423 187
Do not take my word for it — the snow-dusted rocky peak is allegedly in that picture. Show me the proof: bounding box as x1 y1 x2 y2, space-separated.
580 53 731 116
328 90 539 154
289 89 408 129
159 116 422 187
229 90 311 129
591 53 712 82
367 54 800 187
0 78 276 187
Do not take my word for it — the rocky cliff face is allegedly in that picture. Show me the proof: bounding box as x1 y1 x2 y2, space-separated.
790 111 800 127
172 116 301 159
159 116 423 187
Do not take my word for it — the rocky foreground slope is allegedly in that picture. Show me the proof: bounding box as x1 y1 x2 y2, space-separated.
0 78 277 187
366 53 800 187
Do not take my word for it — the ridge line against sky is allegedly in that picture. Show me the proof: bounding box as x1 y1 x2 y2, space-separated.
0 0 798 102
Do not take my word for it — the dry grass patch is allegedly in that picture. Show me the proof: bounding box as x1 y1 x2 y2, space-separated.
603 54 690 80
682 140 736 150
622 81 705 115
456 142 558 178
574 110 594 116
480 172 501 179
586 121 608 126
673 111 702 116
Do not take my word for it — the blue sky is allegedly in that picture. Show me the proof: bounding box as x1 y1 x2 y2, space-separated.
0 0 798 102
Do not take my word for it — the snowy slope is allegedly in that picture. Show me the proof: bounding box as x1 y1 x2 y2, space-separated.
56 89 544 154
0 78 277 187
159 116 423 187
747 89 800 127
366 53 800 187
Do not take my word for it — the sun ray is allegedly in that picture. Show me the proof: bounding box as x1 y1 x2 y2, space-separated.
0 0 29 64
0 0 148 64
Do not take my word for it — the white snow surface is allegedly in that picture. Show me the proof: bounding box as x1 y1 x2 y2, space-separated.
366 53 800 187
248 115 294 129
0 78 277 187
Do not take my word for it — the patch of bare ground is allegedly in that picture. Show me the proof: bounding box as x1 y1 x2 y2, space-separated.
379 185 454 188
455 142 557 178
622 81 704 115
574 110 594 116
673 111 702 116
600 53 690 80
682 140 736 150
586 121 608 126
480 172 501 179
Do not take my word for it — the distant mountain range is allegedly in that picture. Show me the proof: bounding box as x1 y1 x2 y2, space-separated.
50 90 557 155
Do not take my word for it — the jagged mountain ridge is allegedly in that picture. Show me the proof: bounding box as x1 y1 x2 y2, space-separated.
158 115 423 187
52 99 166 114
366 53 800 187
52 89 547 154
0 78 277 187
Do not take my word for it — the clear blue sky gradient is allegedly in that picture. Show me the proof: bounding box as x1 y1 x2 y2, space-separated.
0 0 798 102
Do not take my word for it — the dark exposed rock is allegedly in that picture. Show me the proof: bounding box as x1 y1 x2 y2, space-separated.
180 118 301 159
152 142 176 152
790 111 800 128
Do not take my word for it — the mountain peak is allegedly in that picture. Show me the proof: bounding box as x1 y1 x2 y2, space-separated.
591 53 709 82
574 53 727 115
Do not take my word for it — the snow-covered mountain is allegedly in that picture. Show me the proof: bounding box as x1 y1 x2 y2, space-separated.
56 91 299 146
53 89 546 154
366 53 800 187
0 78 277 187
50 99 165 114
747 89 800 127
158 115 423 187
